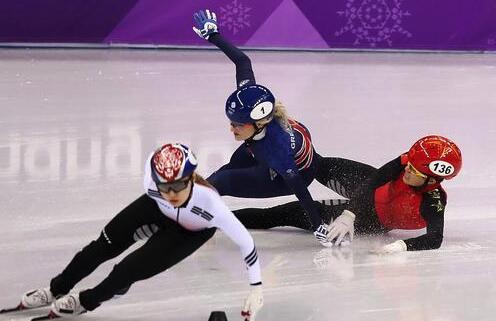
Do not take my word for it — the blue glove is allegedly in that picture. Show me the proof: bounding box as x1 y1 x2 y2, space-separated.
193 9 219 40
313 223 333 247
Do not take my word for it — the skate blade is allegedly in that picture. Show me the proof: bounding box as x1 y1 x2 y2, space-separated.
0 303 26 313
31 311 60 321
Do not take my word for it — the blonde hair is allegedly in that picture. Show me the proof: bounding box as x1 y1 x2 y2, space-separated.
255 100 290 130
192 172 217 192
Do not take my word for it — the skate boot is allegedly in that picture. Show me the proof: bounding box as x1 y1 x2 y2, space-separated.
50 293 86 317
20 288 54 309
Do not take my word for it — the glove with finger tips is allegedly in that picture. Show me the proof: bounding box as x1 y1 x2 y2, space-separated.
242 284 263 321
370 240 407 255
327 210 355 246
192 9 219 40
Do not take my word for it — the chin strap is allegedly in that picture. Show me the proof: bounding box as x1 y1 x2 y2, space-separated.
247 114 275 141
245 123 267 142
251 126 267 141
414 178 442 193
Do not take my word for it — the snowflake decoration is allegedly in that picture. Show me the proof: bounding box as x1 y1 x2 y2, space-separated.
219 0 252 35
335 0 412 47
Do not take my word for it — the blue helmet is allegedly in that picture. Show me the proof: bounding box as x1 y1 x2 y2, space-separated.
151 143 198 184
225 84 275 124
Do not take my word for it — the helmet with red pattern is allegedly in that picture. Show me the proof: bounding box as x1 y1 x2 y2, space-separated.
407 135 462 180
151 143 198 184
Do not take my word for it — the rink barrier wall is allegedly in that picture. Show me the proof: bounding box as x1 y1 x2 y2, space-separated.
0 0 495 51
0 43 494 55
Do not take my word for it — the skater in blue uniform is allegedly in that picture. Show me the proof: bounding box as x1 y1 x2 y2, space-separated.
193 9 332 246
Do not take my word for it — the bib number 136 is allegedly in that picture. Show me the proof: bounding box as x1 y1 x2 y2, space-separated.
429 161 454 177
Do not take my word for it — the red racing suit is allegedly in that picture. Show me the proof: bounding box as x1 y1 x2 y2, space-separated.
355 154 447 250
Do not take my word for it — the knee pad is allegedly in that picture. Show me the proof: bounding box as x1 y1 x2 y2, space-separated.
132 224 159 242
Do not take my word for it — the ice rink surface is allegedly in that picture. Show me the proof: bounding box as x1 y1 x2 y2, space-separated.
1 48 496 321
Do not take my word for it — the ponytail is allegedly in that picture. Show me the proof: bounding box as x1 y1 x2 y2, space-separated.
255 100 290 130
192 172 218 192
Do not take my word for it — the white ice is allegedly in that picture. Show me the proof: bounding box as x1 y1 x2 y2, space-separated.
1 48 496 321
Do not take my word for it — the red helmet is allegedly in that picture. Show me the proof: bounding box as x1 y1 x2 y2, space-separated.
407 135 462 180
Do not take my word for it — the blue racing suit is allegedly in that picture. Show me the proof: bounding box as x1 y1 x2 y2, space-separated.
206 33 323 230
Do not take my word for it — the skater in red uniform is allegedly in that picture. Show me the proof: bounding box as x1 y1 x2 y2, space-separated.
234 135 462 253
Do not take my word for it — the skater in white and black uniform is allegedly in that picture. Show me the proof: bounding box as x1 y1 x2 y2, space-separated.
17 143 263 321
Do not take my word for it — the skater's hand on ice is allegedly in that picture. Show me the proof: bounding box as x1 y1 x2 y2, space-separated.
327 210 355 246
370 240 407 254
314 223 333 247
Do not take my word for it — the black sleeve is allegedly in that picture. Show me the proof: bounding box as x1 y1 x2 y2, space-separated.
347 156 405 212
282 171 324 230
403 189 446 251
362 156 405 191
208 33 256 87
233 200 344 230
